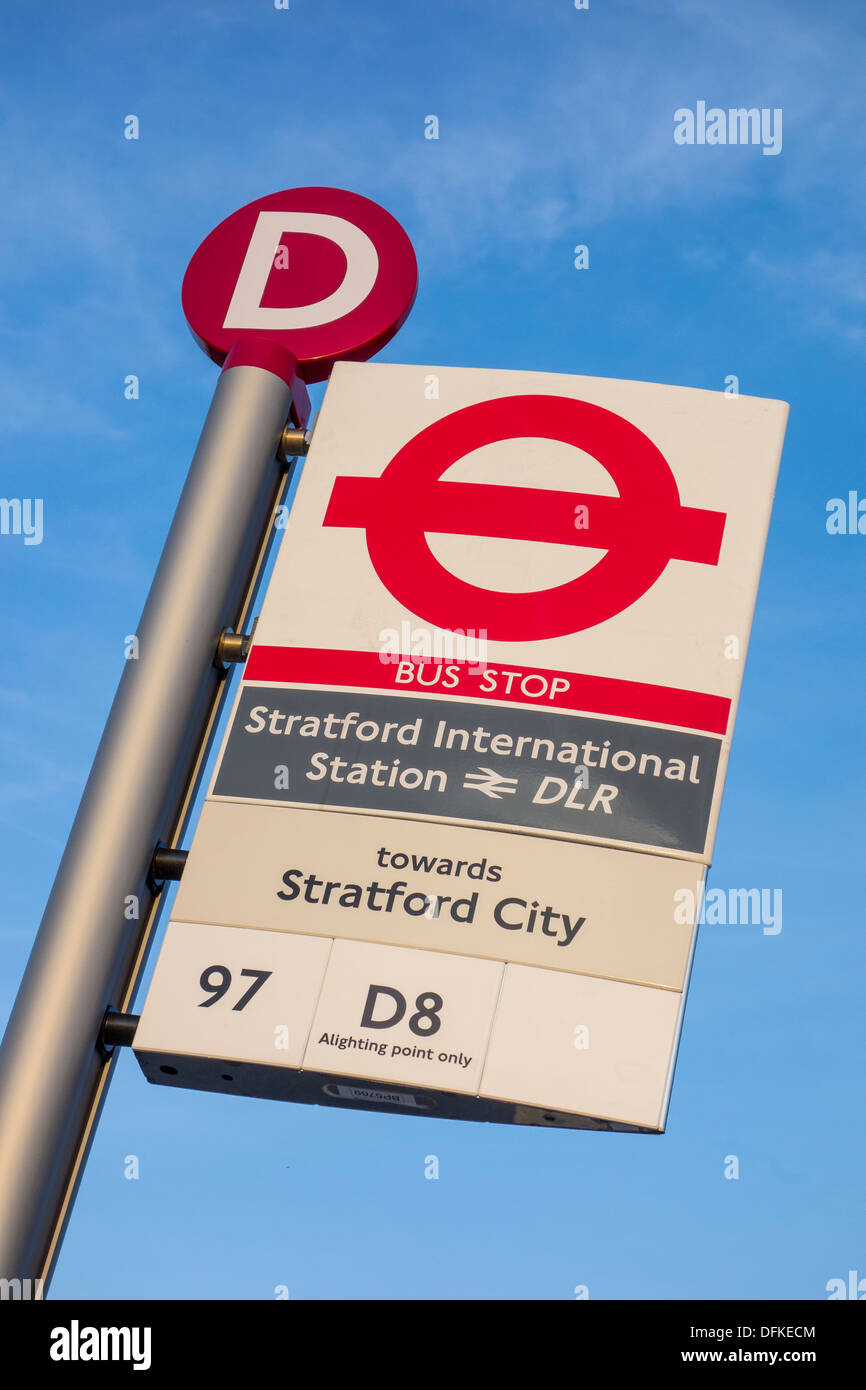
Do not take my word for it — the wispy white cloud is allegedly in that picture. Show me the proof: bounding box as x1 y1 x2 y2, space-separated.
0 362 131 439
746 249 866 343
0 0 863 430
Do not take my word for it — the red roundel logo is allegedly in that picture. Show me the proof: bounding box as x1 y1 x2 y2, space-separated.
324 395 727 641
182 187 418 383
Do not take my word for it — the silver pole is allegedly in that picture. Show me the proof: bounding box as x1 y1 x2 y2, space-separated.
0 359 300 1289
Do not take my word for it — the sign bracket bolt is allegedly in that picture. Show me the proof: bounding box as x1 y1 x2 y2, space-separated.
150 846 188 886
99 1010 140 1054
215 628 252 668
278 424 310 464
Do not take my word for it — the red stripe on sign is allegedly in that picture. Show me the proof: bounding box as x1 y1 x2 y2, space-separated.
244 646 731 736
325 478 726 565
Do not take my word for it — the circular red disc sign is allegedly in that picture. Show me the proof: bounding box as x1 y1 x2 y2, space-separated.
324 395 727 641
181 187 418 383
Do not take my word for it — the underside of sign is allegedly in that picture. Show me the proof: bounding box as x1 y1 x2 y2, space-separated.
134 362 787 1133
133 923 675 1132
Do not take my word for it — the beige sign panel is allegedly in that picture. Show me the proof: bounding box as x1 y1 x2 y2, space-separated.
480 965 686 1131
305 938 503 1094
135 361 787 1131
171 802 700 991
134 923 331 1071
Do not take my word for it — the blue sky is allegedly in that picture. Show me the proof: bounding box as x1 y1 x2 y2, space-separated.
1 0 864 1299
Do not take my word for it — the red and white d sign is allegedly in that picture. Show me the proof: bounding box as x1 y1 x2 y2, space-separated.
182 187 418 383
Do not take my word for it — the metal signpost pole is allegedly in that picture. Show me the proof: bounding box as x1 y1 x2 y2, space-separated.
0 183 417 1295
0 348 306 1291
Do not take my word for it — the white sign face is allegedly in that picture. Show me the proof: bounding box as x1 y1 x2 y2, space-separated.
135 362 787 1132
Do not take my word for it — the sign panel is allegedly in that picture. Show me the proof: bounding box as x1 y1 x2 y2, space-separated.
135 361 787 1132
213 685 719 854
163 802 701 988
